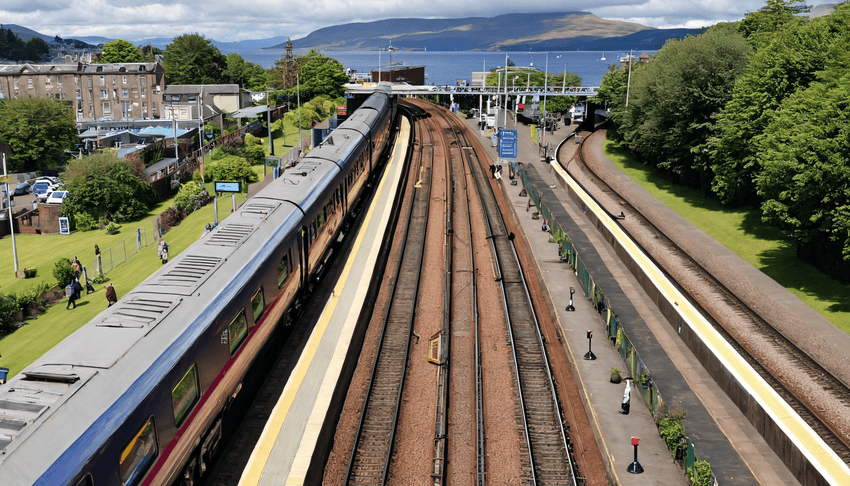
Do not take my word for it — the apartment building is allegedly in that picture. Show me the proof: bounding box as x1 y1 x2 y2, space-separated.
0 59 165 122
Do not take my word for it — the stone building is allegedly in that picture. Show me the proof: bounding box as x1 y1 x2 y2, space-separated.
0 59 165 122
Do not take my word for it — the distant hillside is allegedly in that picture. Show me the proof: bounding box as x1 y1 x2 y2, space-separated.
272 12 703 51
1 24 57 44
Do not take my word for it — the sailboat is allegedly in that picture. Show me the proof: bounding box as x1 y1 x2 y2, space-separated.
600 52 606 61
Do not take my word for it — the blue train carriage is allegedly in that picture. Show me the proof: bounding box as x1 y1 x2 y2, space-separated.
0 88 397 486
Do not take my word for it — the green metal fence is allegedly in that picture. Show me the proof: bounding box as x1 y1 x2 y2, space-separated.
519 168 712 483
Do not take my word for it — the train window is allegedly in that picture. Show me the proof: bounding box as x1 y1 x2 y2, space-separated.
171 364 199 427
251 287 265 323
73 474 93 486
119 417 158 486
228 310 248 356
277 253 290 288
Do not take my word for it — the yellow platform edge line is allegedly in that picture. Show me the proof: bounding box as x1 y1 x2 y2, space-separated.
286 119 410 483
549 160 850 486
238 118 410 486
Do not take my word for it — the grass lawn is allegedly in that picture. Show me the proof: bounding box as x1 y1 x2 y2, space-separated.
603 139 850 334
0 176 254 379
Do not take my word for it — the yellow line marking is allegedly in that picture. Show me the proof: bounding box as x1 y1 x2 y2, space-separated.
239 119 410 485
549 160 850 486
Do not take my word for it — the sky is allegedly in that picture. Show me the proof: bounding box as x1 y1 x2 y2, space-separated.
1 0 789 43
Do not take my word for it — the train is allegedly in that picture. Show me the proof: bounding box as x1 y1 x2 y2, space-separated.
0 86 398 486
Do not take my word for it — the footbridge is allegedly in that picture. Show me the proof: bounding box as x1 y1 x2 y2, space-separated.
345 83 598 97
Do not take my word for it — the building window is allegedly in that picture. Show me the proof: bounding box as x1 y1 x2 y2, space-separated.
27 77 33 89
103 101 111 116
13 77 19 89
123 75 128 84
132 88 139 97
113 89 118 99
76 89 81 100
112 75 117 86
59 93 66 100
45 75 51 85
101 90 108 99
139 75 146 87
99 75 105 86
75 75 79 85
87 76 92 87
57 75 63 86
142 102 148 118
123 89 129 98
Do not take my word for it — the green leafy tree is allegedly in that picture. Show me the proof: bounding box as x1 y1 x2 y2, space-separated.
163 34 227 85
62 151 158 223
596 64 631 140
0 97 77 172
754 9 850 268
737 0 810 47
98 39 144 63
296 50 349 99
207 158 259 186
223 53 268 91
24 37 50 62
705 13 833 204
617 25 750 190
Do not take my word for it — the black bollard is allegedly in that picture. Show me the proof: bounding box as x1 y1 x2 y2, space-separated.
583 329 596 360
566 287 576 311
627 437 644 474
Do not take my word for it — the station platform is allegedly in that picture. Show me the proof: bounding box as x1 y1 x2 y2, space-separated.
464 114 800 486
235 118 410 486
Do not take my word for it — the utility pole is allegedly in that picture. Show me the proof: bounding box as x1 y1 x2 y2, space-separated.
626 49 633 107
2 152 19 273
297 73 302 156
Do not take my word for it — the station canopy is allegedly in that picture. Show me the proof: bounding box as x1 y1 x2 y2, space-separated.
230 105 271 118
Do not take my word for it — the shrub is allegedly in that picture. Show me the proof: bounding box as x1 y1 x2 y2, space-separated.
689 460 712 486
161 207 186 227
210 146 226 161
105 221 120 235
75 211 98 231
242 142 266 164
24 267 37 278
92 272 109 284
53 257 75 287
0 293 22 333
657 410 687 454
174 181 205 215
244 133 262 146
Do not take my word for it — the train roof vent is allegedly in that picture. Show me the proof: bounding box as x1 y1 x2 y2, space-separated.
97 294 182 329
205 223 256 247
240 200 280 219
144 255 221 294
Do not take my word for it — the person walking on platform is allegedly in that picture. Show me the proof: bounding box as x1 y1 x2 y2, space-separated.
620 377 632 415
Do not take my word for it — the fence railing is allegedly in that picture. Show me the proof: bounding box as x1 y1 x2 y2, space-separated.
85 217 161 276
519 168 715 484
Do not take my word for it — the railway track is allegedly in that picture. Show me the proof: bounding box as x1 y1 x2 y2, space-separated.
566 129 850 467
344 105 433 484
441 110 578 485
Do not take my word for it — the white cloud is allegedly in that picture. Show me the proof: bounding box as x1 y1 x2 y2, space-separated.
0 0 770 42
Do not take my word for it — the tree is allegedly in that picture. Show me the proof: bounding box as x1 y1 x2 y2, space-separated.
62 152 158 224
705 13 832 204
738 0 810 47
617 25 750 190
296 50 349 99
163 34 227 85
24 37 50 62
223 53 267 90
99 39 144 63
0 97 77 172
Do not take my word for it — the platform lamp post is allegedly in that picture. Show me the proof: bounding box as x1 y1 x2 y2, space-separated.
583 329 596 360
627 437 644 474
566 287 576 311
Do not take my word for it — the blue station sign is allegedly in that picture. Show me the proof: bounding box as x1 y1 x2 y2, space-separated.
214 181 242 193
499 129 518 159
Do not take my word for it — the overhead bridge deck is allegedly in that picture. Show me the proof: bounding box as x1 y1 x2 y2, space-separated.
345 83 598 97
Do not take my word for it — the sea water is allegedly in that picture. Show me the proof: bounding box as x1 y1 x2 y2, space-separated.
223 48 644 87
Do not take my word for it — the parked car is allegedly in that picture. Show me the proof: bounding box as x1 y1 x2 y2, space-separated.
12 181 31 196
32 178 63 202
45 191 69 205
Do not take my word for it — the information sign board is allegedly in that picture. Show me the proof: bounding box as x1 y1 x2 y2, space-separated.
337 105 347 116
59 217 70 235
499 129 518 159
214 181 242 193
